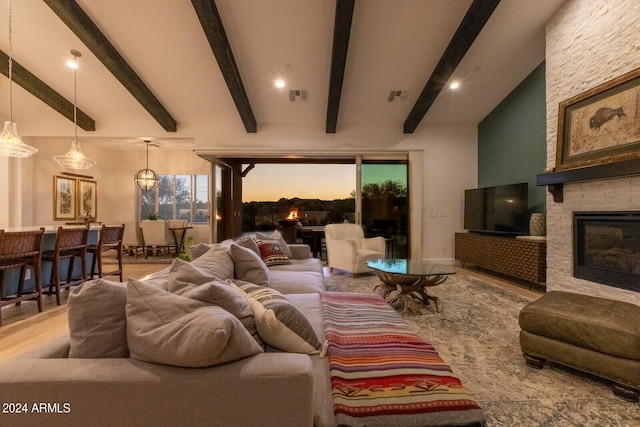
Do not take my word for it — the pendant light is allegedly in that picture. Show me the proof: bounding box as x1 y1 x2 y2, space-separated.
0 0 37 158
53 49 96 170
134 140 159 191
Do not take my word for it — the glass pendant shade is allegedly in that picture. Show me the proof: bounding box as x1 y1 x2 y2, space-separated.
53 139 96 169
0 121 37 158
54 49 96 170
1 0 37 159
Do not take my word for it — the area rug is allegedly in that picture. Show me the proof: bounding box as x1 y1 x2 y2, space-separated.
324 272 640 427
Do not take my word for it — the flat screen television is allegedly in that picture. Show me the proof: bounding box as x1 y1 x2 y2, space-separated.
464 182 529 236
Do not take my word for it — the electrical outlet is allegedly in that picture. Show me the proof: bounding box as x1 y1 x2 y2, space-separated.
441 246 447 254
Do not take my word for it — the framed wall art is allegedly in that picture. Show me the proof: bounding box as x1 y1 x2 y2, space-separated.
77 179 98 219
53 175 77 220
556 67 640 171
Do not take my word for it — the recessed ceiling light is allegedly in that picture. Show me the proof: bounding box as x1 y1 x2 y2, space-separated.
450 81 460 90
275 79 285 88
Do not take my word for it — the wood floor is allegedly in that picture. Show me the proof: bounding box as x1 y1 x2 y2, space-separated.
0 263 166 361
0 262 542 362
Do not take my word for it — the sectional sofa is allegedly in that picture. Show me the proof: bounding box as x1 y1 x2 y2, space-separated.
0 233 484 427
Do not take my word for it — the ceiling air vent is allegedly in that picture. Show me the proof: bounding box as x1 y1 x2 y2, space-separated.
387 90 409 102
289 90 308 102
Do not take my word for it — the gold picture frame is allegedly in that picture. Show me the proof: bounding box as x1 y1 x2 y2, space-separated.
53 176 77 220
556 67 640 171
77 179 98 219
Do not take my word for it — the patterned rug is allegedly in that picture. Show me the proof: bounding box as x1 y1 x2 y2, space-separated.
324 272 640 427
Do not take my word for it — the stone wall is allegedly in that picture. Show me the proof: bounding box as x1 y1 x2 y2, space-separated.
545 0 640 304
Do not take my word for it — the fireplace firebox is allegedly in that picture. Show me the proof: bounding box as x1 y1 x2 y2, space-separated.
574 211 640 292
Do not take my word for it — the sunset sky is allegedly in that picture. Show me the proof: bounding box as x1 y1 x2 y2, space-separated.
242 164 356 202
242 163 407 202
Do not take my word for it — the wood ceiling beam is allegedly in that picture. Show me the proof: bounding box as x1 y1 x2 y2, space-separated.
44 0 177 132
403 0 501 133
326 0 355 134
0 50 95 131
191 0 257 133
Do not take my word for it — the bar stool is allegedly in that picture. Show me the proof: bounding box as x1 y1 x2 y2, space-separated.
88 224 125 282
0 228 45 325
42 226 89 305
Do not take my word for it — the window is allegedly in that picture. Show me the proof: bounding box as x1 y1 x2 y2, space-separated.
140 174 210 223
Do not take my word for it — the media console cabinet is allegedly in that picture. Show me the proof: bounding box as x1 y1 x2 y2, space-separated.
454 232 546 285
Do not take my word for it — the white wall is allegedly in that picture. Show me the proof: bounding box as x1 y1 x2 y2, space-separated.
545 0 640 304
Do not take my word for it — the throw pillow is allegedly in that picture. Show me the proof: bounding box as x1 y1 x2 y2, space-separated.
256 230 293 258
235 235 260 255
168 257 216 294
183 280 262 347
255 239 291 266
67 279 129 358
125 279 263 368
189 243 213 260
191 244 234 280
229 243 270 286
230 281 322 354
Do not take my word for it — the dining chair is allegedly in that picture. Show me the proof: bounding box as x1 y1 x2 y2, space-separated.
121 220 145 259
140 220 172 258
41 226 89 305
88 224 125 282
0 228 45 325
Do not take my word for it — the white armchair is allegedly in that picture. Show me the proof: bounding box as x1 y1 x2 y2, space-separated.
324 223 386 277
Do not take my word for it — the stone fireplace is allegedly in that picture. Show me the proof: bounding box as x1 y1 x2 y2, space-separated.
573 211 640 292
544 0 640 305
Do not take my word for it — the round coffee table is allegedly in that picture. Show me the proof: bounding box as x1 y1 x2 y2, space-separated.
367 259 456 314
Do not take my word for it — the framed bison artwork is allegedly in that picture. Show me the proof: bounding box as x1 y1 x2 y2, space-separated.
556 67 640 171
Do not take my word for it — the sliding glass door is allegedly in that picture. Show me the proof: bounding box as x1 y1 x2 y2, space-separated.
360 160 409 258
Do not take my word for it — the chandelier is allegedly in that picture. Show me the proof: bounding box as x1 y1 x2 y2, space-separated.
134 140 159 191
0 0 37 158
53 49 96 170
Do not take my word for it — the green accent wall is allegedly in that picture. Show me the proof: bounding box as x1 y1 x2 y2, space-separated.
478 61 546 213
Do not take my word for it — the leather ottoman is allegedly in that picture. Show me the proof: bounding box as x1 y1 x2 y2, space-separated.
519 291 640 401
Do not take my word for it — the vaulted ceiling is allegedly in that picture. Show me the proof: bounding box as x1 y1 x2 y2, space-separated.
0 0 565 150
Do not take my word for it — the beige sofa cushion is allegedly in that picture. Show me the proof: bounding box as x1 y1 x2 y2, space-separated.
190 244 234 279
231 281 323 355
126 279 263 368
67 279 128 358
169 257 222 293
229 243 270 286
235 235 260 255
268 270 326 294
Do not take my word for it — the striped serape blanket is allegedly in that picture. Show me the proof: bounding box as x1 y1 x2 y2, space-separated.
320 291 485 427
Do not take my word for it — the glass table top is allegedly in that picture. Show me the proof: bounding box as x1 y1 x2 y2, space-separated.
367 259 456 276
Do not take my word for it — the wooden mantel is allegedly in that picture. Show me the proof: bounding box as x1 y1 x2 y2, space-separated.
537 158 640 202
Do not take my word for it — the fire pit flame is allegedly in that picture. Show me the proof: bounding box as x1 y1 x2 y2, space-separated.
278 209 300 227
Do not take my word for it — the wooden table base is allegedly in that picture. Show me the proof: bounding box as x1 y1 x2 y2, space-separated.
374 272 448 314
